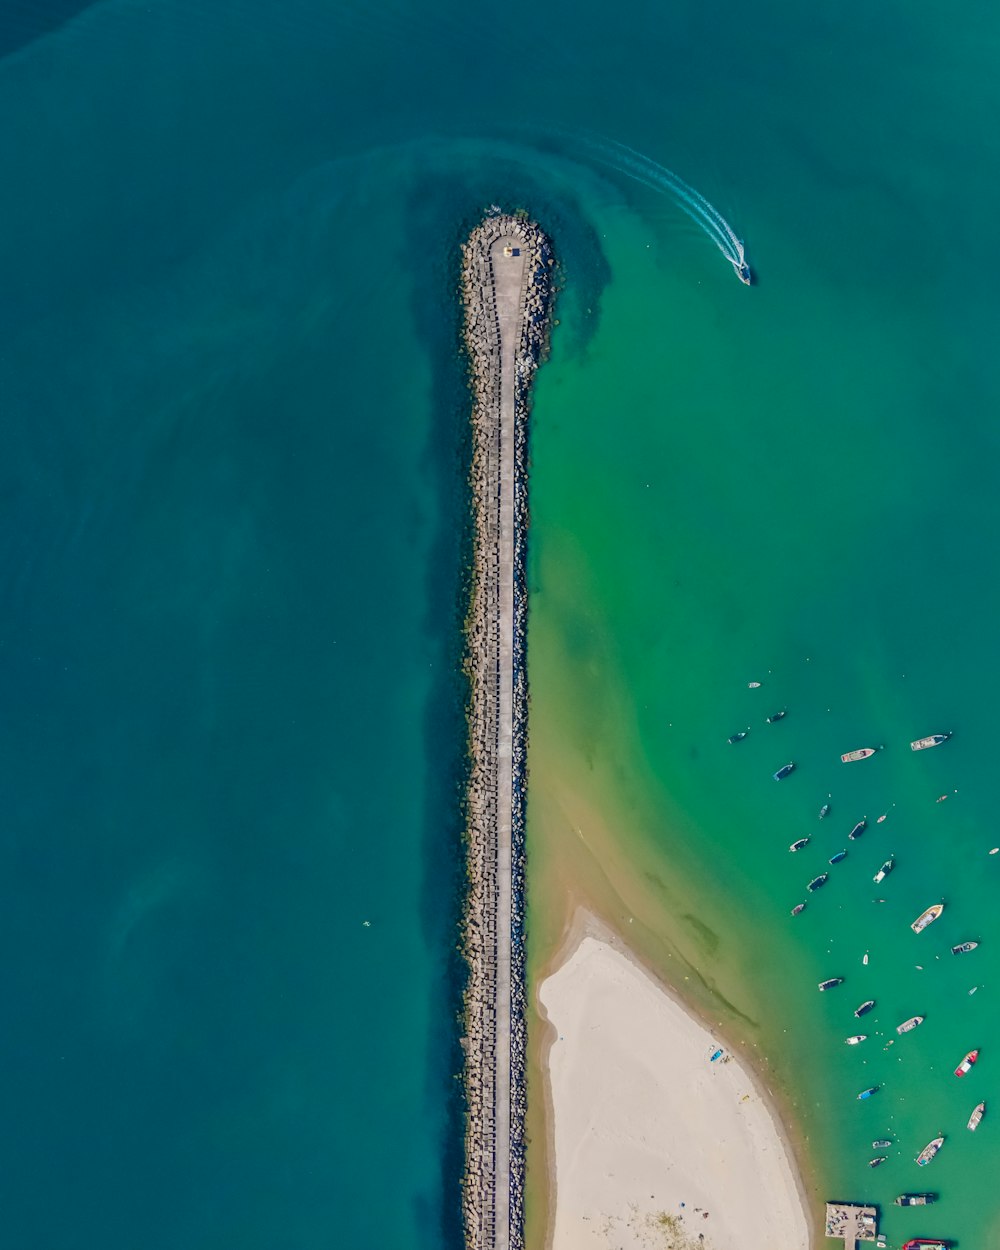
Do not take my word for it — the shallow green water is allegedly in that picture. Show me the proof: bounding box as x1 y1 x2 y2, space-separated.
3 0 1000 1243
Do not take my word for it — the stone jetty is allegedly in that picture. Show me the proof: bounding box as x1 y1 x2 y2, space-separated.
460 213 553 1250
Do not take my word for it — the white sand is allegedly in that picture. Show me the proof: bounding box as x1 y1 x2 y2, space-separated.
538 922 812 1250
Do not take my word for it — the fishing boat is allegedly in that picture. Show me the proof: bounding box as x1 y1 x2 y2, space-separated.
868 1155 887 1168
915 1135 944 1166
727 728 749 743
841 747 877 762
789 837 810 852
910 733 951 751
911 903 944 933
951 941 978 955
897 1015 925 1034
894 1194 935 1206
819 803 830 819
855 999 876 1017
874 858 894 883
902 1241 950 1250
848 818 867 840
846 1035 867 1045
873 1138 892 1148
829 850 847 864
766 710 786 723
773 762 795 780
954 1048 979 1077
807 873 828 891
858 1086 878 1100
968 1101 985 1131
819 977 844 991
791 902 806 916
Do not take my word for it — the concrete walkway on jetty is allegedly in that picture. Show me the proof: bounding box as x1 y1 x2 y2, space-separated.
461 216 553 1250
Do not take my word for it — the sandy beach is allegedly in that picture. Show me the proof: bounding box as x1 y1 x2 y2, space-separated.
537 917 812 1250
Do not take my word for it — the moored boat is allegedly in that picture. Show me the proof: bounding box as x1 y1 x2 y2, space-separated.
915 1135 944 1166
846 1034 867 1044
902 1241 950 1250
911 903 944 933
954 1048 979 1077
855 999 876 1017
848 818 866 840
910 733 951 751
897 1015 925 1034
857 1086 878 1100
877 812 889 823
951 941 978 955
894 1194 935 1206
807 873 828 891
868 1155 887 1168
819 803 830 819
789 837 809 851
874 858 894 883
791 902 806 916
748 681 762 688
728 728 750 743
841 747 877 762
968 1101 985 1131
873 1138 892 1148
819 977 844 991
773 761 795 780
829 850 847 864
766 710 787 723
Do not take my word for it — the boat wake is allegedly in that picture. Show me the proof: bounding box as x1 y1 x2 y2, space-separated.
587 138 751 284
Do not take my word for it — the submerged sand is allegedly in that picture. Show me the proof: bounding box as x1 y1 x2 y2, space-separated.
537 917 811 1250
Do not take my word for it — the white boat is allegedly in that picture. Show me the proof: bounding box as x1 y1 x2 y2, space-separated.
846 1034 867 1045
897 1015 924 1034
911 903 944 933
910 733 951 751
841 747 877 762
915 1135 944 1166
968 1101 985 1131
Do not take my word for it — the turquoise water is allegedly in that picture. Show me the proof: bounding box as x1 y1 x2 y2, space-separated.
4 0 1000 1245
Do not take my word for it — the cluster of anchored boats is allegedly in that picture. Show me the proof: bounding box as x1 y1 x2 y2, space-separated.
731 704 989 1239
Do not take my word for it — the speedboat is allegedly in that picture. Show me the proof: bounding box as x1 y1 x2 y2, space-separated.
868 1155 887 1168
968 1101 985 1131
873 1138 892 1148
818 803 830 819
846 1035 867 1045
897 1015 924 1034
910 733 951 751
727 728 750 743
954 1048 979 1077
773 762 795 780
789 837 810 852
951 941 978 955
857 1086 878 1100
841 747 878 762
766 710 786 723
848 818 867 840
791 902 806 916
819 977 844 991
829 850 847 864
894 1194 935 1206
915 1135 944 1166
748 680 762 688
912 903 944 933
874 858 894 884
734 257 752 285
807 873 828 891
855 999 876 1017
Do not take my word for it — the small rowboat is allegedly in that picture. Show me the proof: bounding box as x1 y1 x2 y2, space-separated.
841 747 877 762
968 1101 985 1131
791 902 806 916
911 903 944 933
955 1048 979 1077
910 733 951 751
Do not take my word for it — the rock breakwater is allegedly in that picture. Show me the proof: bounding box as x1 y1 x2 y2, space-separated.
459 213 553 1250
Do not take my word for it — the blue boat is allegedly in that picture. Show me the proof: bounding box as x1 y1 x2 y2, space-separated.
829 850 847 864
858 1086 879 1100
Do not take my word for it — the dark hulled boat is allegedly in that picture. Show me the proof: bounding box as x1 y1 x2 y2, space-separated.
807 873 828 891
773 761 795 780
855 999 876 1017
848 818 867 840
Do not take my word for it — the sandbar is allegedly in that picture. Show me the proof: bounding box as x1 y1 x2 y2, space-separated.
537 916 812 1249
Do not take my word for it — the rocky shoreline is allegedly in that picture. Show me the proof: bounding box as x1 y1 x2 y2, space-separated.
459 213 553 1250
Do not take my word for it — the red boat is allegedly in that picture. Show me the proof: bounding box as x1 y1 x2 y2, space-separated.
902 1241 950 1249
954 1048 979 1077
